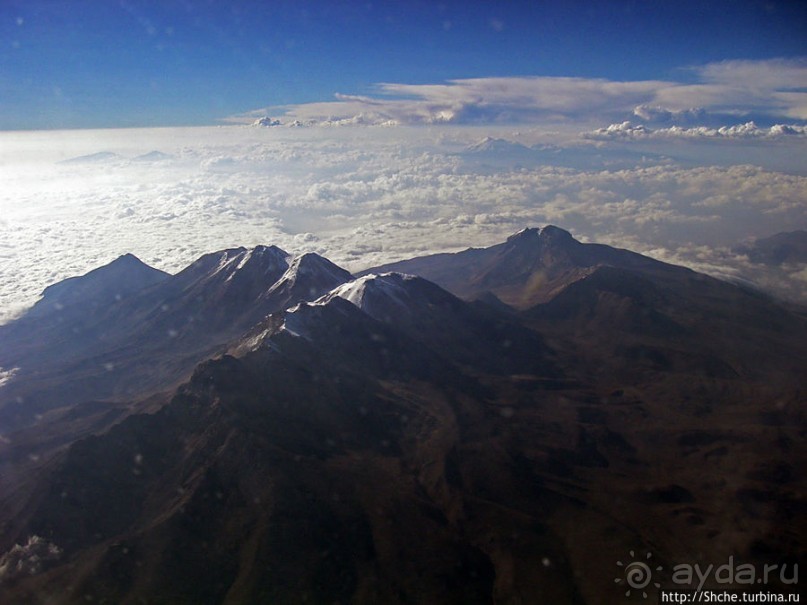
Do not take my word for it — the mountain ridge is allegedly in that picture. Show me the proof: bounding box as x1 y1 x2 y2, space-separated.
361 225 691 308
0 245 351 431
0 227 804 604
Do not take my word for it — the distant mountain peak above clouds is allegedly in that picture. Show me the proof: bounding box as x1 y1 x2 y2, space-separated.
42 251 164 289
465 137 533 154
506 225 575 243
324 272 416 310
363 225 680 309
319 272 459 325
114 252 144 264
287 252 349 278
132 150 173 162
266 252 353 301
506 226 540 241
259 251 353 308
734 230 807 265
32 253 168 317
231 244 291 275
179 244 290 286
57 151 123 165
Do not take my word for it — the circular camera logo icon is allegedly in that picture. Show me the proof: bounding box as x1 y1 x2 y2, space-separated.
615 551 662 599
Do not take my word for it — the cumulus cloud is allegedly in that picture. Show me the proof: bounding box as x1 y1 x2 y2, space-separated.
584 121 807 140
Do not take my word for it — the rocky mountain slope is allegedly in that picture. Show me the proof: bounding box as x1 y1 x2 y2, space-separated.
362 226 686 308
0 228 804 604
0 246 351 431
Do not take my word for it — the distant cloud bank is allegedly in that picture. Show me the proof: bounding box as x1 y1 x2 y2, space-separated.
584 121 807 140
234 58 807 130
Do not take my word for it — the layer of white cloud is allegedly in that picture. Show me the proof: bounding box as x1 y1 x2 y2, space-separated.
236 77 669 127
1 124 806 324
695 58 807 92
233 58 807 128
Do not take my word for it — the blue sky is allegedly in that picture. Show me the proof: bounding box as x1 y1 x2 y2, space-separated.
1 0 806 130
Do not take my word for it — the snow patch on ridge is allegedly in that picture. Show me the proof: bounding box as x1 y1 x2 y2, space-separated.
267 252 351 297
322 273 417 311
279 304 312 340
212 249 247 278
221 245 290 282
0 366 18 388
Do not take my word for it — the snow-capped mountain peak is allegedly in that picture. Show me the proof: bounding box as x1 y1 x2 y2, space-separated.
322 273 416 311
317 272 463 327
31 253 168 317
465 137 532 154
242 273 427 349
266 253 353 299
224 245 290 280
